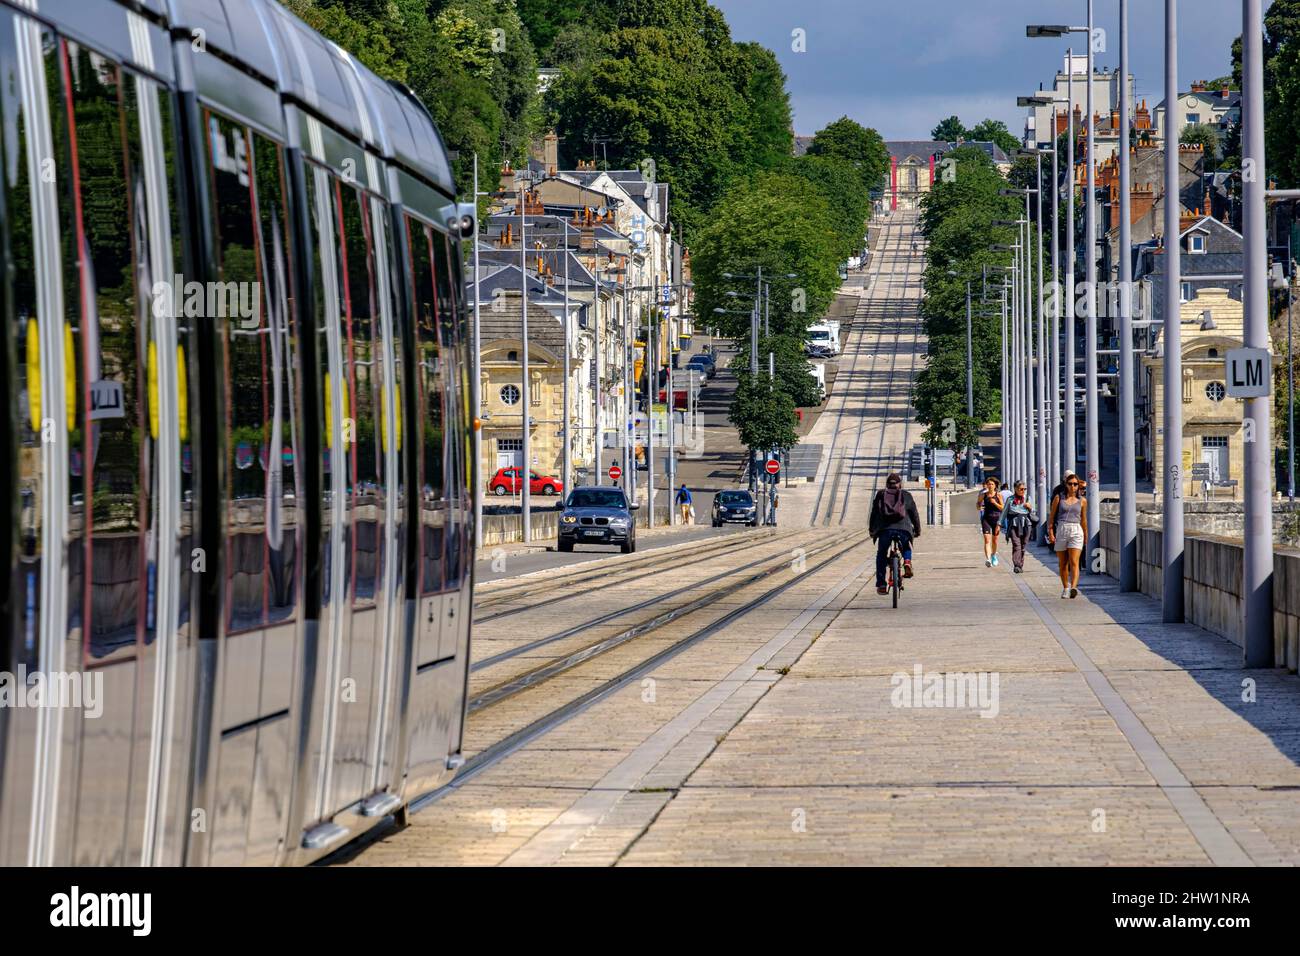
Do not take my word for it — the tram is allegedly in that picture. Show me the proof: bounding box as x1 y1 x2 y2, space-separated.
0 0 475 865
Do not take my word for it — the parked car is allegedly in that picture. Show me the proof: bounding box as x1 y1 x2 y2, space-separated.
558 486 638 553
488 467 563 497
712 489 758 527
687 353 716 378
685 357 713 381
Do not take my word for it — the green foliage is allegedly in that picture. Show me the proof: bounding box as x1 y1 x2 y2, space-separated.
691 171 843 344
544 0 790 236
517 0 613 62
1225 0 1300 187
931 115 967 142
967 118 1020 155
788 154 871 258
806 116 889 194
287 0 543 195
729 376 797 451
1181 123 1221 167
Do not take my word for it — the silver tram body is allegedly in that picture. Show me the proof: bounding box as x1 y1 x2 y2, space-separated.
0 0 474 865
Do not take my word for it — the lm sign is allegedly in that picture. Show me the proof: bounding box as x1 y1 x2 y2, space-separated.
1224 348 1271 398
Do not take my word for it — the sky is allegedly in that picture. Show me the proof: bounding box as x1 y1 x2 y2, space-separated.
712 0 1260 141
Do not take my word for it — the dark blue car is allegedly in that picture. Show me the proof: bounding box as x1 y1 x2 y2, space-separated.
558 486 639 553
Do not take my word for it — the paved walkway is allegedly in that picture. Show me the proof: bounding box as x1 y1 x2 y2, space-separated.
347 525 1300 866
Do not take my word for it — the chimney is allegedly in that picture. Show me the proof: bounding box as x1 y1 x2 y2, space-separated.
1221 85 1231 100
1191 80 1206 93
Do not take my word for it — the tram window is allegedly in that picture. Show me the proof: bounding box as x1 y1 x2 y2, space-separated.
373 203 405 597
56 41 147 662
204 112 299 633
339 182 383 606
2 17 50 670
434 233 464 590
408 216 444 595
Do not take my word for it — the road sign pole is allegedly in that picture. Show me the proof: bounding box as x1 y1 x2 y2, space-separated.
1242 0 1274 664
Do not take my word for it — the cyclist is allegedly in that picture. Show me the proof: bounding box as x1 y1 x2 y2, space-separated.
999 480 1037 573
869 473 921 595
674 483 692 524
977 476 1004 567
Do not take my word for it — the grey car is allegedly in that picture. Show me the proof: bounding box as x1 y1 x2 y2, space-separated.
557 486 639 553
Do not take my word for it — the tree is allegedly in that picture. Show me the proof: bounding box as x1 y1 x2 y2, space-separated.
729 376 797 452
931 115 968 142
691 171 843 343
788 154 871 257
806 116 890 194
733 43 795 173
1181 123 1222 168
967 118 1021 156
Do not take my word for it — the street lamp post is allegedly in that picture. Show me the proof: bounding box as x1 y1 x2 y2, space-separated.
1161 0 1184 623
1083 0 1102 570
1241 0 1274 663
1117 0 1138 592
472 154 484 551
967 281 975 486
518 178 532 542
562 219 572 498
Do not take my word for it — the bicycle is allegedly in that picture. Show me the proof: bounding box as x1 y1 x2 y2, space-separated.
886 537 905 608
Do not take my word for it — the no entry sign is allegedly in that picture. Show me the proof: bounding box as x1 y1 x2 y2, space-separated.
609 464 622 481
765 458 780 475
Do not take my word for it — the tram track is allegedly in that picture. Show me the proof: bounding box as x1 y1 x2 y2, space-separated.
809 218 904 525
467 529 846 713
473 528 777 620
410 528 869 812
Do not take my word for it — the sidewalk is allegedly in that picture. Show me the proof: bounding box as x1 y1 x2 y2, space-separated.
622 526 1300 864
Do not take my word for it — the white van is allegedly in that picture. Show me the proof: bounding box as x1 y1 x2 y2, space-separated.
805 324 839 355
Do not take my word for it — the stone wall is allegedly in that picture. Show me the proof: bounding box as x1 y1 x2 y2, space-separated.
1098 499 1300 545
1100 518 1300 671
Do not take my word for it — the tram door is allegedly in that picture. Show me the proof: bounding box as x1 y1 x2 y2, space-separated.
299 156 406 838
0 17 196 865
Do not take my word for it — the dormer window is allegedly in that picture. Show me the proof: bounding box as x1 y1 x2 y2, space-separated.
1189 234 1206 254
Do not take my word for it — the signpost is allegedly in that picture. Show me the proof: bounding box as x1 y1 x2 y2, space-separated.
765 458 780 476
1225 348 1272 398
609 464 622 483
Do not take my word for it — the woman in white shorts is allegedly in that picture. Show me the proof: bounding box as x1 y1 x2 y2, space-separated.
1046 474 1087 598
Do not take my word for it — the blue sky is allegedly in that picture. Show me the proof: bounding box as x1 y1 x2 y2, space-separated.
713 0 1257 140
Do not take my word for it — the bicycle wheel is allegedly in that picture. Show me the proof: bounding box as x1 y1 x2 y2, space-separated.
891 550 902 608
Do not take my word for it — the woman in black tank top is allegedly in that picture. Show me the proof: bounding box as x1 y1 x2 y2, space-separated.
977 477 1004 567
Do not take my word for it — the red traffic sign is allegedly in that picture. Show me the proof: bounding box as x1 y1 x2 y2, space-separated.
765 458 780 475
608 464 622 481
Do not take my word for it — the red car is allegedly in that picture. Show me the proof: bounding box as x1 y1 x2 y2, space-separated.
488 467 563 497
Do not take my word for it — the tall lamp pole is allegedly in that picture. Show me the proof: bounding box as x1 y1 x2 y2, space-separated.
562 219 572 498
1241 0 1274 663
1117 0 1138 591
1161 0 1184 622
967 281 975 486
518 178 532 542
1083 0 1102 570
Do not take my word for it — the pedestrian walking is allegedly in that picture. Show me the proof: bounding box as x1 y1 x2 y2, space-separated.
674 483 692 524
976 477 1004 568
1000 481 1037 573
1047 473 1087 598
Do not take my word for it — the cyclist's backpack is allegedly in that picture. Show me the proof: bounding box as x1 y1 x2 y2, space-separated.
880 488 908 521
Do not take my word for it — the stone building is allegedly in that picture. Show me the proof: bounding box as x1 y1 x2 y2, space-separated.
1141 286 1273 497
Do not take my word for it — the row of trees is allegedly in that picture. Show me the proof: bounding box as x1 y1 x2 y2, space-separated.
913 146 1024 456
930 116 1021 156
691 119 889 451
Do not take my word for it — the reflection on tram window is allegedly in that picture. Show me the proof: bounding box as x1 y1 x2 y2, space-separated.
58 42 144 662
339 182 383 606
3 20 50 670
205 113 299 633
434 234 465 591
409 217 444 596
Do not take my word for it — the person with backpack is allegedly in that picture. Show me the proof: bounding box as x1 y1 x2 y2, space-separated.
674 483 692 524
999 480 1037 573
869 473 922 595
